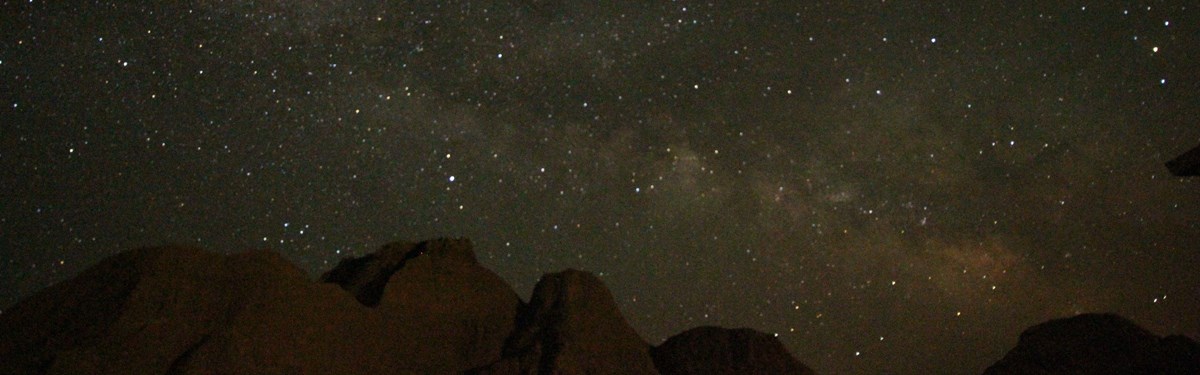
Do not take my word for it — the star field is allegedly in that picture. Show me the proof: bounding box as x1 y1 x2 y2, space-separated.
2 1 1198 373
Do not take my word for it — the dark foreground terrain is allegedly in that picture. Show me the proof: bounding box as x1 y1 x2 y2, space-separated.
1 238 1195 374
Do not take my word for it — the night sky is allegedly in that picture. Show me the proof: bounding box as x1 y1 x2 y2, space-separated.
2 1 1198 373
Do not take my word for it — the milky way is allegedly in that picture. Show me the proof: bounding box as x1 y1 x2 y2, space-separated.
2 1 1198 373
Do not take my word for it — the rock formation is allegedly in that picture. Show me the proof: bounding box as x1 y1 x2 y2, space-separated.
1167 143 1200 177
9 237 1199 374
472 269 659 374
984 313 1200 375
320 238 523 372
0 246 388 374
651 326 815 375
0 238 811 375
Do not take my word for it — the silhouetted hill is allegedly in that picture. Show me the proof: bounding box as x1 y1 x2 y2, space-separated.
984 313 1200 375
0 238 809 375
652 326 816 375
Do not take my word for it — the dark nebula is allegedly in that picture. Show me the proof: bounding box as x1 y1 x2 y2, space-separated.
2 1 1197 373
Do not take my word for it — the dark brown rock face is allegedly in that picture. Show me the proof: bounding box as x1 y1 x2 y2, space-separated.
0 239 814 375
1166 143 1200 176
474 269 660 375
651 326 815 375
322 238 523 372
0 246 388 374
983 313 1200 375
319 241 423 307
0 239 523 374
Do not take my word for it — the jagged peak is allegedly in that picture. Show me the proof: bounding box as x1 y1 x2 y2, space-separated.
476 267 660 374
319 237 480 307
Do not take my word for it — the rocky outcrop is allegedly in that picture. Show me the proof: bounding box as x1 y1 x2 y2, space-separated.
14 238 1200 375
651 326 815 375
319 241 423 307
983 313 1200 375
1167 143 1200 176
0 246 387 374
0 239 812 375
473 269 660 375
321 238 523 372
0 239 523 374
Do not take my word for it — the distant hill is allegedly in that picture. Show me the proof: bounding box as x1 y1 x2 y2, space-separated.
985 313 1200 375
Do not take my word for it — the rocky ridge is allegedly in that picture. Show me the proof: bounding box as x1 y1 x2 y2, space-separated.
0 238 810 375
1 239 1196 374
